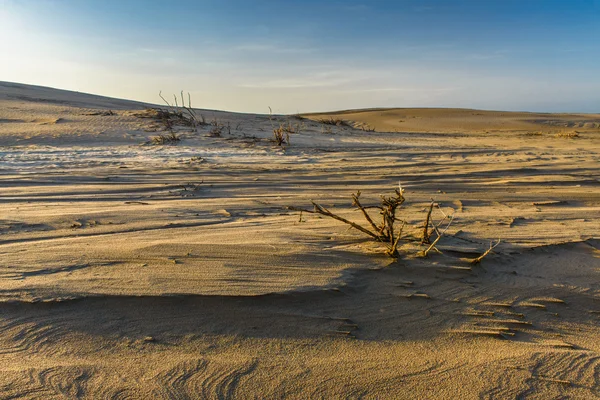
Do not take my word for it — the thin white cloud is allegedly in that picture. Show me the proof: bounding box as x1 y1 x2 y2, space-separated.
337 87 458 94
233 43 315 54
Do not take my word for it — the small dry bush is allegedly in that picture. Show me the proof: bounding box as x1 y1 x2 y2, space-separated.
273 122 301 146
273 126 289 146
319 117 350 127
207 119 232 137
150 132 180 145
209 125 223 137
291 186 443 257
289 187 504 263
156 91 207 129
268 107 302 146
556 131 580 138
137 107 201 132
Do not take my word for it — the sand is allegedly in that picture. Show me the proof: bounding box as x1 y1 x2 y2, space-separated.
1 81 599 398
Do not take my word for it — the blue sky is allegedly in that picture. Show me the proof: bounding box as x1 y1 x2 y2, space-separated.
1 0 599 113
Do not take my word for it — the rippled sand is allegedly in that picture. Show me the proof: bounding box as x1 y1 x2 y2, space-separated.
1 81 600 398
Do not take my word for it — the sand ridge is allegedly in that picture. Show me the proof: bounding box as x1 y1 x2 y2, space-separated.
303 107 600 135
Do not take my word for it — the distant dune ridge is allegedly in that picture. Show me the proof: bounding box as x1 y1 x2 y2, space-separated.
0 82 599 398
0 81 148 110
303 107 600 135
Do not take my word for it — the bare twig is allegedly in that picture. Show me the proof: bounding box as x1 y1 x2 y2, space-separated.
352 191 380 233
159 91 177 114
268 106 275 128
470 239 501 264
386 221 406 257
419 212 454 257
421 199 435 244
288 202 378 240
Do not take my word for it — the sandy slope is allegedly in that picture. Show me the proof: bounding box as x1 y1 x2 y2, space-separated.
303 107 600 135
1 82 600 399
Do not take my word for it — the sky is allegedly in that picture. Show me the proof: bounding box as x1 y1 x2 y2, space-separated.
1 0 599 113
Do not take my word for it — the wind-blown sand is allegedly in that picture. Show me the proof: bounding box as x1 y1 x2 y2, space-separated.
1 81 599 398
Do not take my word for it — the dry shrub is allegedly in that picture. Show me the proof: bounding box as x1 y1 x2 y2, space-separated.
268 107 303 146
273 122 301 146
291 186 410 257
136 107 201 131
290 186 456 258
319 117 351 127
556 131 579 138
207 119 231 137
273 126 289 146
289 186 506 265
149 132 180 145
156 91 207 129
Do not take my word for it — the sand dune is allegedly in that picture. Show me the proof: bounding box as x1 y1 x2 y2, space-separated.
303 107 600 135
1 82 599 398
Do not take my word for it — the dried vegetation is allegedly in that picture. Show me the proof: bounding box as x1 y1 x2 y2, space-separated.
291 185 498 262
269 107 303 146
136 91 208 145
149 131 180 145
291 185 453 258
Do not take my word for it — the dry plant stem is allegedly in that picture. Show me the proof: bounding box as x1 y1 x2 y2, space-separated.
287 203 378 240
420 213 454 257
421 200 435 244
158 91 203 128
312 202 381 240
386 221 406 257
470 239 501 264
352 191 380 234
377 188 406 241
430 204 451 240
268 106 275 128
159 91 177 114
421 232 442 257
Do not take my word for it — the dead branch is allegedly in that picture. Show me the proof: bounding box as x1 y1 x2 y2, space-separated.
289 202 380 240
159 91 177 115
352 191 381 233
421 199 435 244
470 239 501 264
386 221 406 257
419 212 454 257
